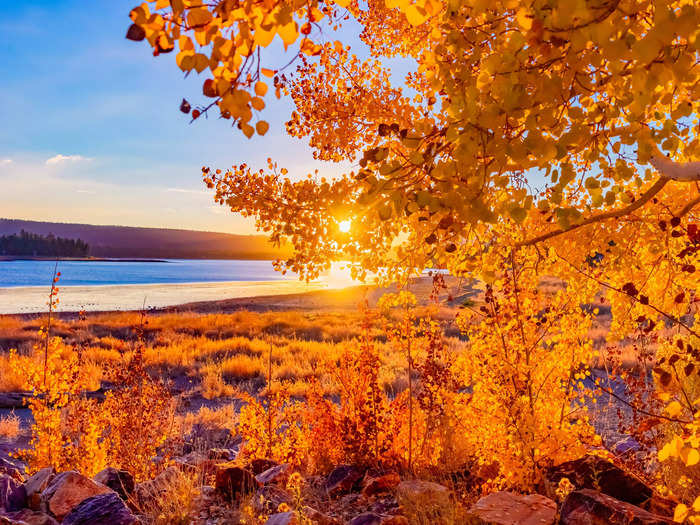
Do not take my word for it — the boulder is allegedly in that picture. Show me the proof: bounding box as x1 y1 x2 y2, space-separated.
302 507 342 525
0 457 26 482
214 465 260 502
40 471 111 521
207 448 237 461
247 459 279 476
466 491 556 525
0 474 25 512
0 509 59 525
265 512 297 525
349 513 382 525
362 472 401 498
174 451 218 477
22 468 55 510
560 489 673 525
132 466 180 509
325 465 363 498
256 464 291 485
93 468 134 501
251 485 293 514
62 492 138 525
545 456 651 507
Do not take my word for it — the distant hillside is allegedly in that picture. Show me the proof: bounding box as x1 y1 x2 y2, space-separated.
0 219 291 260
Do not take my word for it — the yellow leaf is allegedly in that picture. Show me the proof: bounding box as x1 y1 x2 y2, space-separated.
251 97 265 111
516 8 532 30
187 8 212 28
335 0 351 7
666 400 683 417
241 123 255 138
405 5 427 26
256 121 269 136
277 22 298 47
254 81 268 97
193 53 209 73
684 448 700 467
155 0 169 9
674 504 689 523
261 68 275 78
253 28 275 48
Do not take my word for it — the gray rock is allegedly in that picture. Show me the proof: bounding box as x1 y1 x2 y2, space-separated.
348 513 382 525
62 492 138 525
40 471 111 520
560 489 673 525
1 509 59 525
93 468 134 501
325 465 363 497
22 468 55 510
466 491 556 525
0 474 26 512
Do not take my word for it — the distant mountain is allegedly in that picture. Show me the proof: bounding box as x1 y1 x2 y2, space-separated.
0 219 291 260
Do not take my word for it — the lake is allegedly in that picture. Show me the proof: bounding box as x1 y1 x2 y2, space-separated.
0 259 296 288
0 259 357 314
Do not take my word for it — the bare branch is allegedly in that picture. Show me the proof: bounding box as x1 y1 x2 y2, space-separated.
650 155 700 182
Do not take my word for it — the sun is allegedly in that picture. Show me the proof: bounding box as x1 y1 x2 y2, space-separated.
338 220 351 233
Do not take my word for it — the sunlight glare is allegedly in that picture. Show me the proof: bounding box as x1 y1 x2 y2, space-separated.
338 220 351 233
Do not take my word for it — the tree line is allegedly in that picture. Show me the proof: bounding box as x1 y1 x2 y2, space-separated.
0 230 90 257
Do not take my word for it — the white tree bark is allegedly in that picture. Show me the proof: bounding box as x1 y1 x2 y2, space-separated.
650 155 700 182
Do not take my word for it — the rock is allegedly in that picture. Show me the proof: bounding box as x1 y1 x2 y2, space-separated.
93 468 134 501
396 480 451 522
349 513 382 525
545 455 651 507
325 465 363 498
256 463 291 485
214 465 260 501
185 424 237 449
22 468 55 510
132 466 180 509
0 457 26 482
303 507 342 525
207 448 237 461
174 451 218 477
0 474 25 512
265 512 297 525
40 471 111 521
560 489 673 525
247 459 279 475
466 491 556 525
362 472 401 497
62 492 138 525
251 485 292 514
0 509 59 525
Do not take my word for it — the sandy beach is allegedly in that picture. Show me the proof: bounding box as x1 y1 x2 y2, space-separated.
0 280 336 314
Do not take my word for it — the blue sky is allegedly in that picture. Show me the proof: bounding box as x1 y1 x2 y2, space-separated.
0 1 351 234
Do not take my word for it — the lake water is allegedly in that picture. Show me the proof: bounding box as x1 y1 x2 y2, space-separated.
0 260 357 314
0 259 296 288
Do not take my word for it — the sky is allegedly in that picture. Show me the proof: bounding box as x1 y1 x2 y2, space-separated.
0 1 352 234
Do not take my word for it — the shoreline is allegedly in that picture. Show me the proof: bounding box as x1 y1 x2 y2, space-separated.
0 256 169 263
0 280 348 315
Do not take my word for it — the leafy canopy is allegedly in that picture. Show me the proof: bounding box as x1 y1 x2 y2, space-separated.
129 0 699 280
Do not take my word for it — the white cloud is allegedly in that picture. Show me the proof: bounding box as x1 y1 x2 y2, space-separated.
76 189 96 194
0 159 12 166
46 154 91 165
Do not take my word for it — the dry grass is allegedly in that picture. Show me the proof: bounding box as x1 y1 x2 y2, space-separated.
0 413 21 439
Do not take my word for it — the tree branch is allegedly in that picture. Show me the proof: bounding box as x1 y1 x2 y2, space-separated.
515 177 669 248
650 155 700 182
